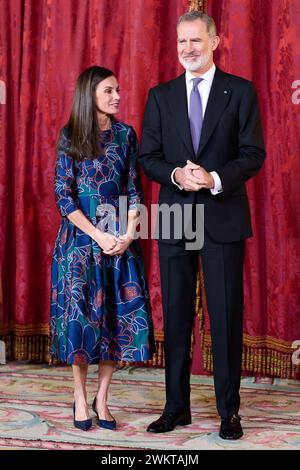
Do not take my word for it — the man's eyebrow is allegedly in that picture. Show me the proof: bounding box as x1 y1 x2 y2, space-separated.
178 37 202 41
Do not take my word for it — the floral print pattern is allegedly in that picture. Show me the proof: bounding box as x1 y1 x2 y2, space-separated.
50 121 154 365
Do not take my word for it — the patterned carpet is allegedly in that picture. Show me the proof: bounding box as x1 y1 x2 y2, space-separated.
0 362 299 450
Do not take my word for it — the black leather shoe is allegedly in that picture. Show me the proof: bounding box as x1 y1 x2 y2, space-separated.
219 413 243 440
147 411 191 433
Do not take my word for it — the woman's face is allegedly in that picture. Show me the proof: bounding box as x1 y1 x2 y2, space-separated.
95 75 120 116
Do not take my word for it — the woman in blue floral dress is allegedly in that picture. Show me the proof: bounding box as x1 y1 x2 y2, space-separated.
50 66 154 431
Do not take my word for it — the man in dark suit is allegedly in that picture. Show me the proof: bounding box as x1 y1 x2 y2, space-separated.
139 11 265 440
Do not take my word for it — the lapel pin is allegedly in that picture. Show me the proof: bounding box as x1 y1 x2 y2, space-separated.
224 90 228 94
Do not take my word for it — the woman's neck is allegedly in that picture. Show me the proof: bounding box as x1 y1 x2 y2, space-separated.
98 114 111 130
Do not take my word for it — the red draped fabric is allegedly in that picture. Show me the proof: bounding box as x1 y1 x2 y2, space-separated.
0 0 187 362
195 0 300 378
1 0 299 378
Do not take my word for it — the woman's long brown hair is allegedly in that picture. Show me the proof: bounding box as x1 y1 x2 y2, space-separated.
65 66 114 161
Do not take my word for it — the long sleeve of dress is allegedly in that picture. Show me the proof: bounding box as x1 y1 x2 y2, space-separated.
127 127 143 210
54 130 78 217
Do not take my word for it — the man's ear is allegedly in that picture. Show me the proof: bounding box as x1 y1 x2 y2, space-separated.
211 35 220 51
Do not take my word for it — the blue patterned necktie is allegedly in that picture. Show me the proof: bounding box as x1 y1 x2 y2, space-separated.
190 77 203 154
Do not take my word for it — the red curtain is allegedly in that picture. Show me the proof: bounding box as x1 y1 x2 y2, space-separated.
196 0 300 378
0 0 187 361
1 0 299 378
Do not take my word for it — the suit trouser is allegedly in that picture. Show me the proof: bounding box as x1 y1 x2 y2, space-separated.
158 230 245 419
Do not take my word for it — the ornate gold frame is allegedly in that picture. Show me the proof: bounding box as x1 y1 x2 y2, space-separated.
188 0 208 12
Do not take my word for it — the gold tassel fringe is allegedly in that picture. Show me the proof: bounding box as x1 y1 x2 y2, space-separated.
0 332 165 368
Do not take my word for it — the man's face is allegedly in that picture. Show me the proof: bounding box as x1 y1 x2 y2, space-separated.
177 19 218 72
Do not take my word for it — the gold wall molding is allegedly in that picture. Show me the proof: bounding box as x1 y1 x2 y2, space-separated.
188 0 208 12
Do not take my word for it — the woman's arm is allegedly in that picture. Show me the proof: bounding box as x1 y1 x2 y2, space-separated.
67 209 122 253
67 209 97 239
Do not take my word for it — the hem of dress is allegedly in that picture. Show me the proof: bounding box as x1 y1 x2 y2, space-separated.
49 352 154 366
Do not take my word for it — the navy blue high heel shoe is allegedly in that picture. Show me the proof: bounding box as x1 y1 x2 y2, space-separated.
92 397 116 430
73 402 92 431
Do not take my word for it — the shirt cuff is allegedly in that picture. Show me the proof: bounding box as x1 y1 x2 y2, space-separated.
171 167 183 190
210 171 223 195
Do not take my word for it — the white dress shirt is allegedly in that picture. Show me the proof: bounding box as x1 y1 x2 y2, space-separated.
171 63 223 195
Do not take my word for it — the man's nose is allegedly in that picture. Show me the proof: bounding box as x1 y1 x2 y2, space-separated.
185 41 194 53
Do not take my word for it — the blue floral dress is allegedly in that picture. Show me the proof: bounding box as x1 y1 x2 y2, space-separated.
50 121 154 365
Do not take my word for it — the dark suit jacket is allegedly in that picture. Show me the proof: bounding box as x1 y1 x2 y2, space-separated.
139 67 266 244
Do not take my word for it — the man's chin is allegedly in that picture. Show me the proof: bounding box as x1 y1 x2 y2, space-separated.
179 58 203 71
183 63 203 72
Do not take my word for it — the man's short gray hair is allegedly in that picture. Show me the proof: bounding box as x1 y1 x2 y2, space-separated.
177 11 217 37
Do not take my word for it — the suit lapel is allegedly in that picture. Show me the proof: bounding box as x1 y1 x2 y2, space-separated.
167 69 232 160
168 74 195 161
197 68 232 156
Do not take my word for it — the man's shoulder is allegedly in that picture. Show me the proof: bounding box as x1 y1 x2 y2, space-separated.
218 68 254 90
150 69 254 94
149 74 185 96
